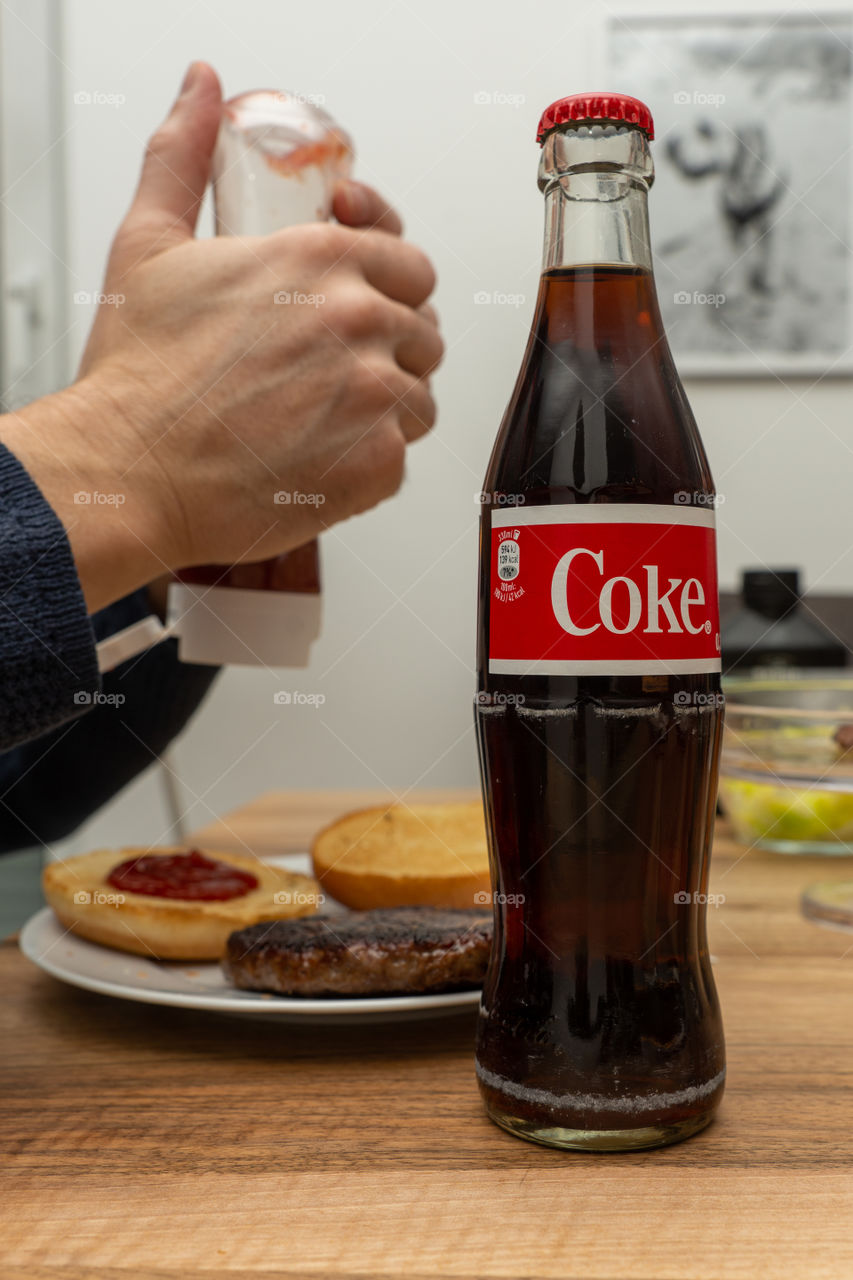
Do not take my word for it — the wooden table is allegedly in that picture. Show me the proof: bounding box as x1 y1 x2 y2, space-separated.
2 790 853 1279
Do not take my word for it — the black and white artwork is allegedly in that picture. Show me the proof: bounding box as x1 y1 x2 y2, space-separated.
607 13 853 375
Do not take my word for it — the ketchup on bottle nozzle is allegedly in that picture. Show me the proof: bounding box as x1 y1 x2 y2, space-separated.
166 90 354 667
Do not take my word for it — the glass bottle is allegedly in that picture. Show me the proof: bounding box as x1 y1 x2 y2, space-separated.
475 93 725 1152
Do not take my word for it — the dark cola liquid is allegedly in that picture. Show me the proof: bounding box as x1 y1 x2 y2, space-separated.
475 266 725 1148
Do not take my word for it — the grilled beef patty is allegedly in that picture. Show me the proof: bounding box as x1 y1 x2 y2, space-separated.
224 907 492 997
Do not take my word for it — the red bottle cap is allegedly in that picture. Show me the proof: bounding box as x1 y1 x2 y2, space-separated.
536 93 654 144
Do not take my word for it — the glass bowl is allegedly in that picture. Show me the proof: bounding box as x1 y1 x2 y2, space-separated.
719 672 853 855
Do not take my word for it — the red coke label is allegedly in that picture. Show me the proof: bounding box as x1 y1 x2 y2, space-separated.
488 504 721 676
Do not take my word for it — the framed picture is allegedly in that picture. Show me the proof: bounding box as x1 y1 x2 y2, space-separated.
606 12 853 376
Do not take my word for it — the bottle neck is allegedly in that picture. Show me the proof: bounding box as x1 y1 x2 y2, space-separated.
532 130 666 352
541 171 653 273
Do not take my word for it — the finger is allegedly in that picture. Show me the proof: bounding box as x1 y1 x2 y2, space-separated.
418 301 438 326
112 62 222 274
348 231 436 308
333 180 403 235
394 307 444 379
396 380 436 443
354 357 432 440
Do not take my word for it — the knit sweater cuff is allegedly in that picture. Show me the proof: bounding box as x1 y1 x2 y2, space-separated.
0 443 99 749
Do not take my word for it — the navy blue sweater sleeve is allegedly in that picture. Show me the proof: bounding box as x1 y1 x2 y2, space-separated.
0 443 100 747
0 442 218 851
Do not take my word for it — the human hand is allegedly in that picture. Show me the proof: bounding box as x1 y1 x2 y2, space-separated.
4 63 443 610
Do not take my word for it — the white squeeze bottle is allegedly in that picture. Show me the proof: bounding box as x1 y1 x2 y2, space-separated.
167 90 354 666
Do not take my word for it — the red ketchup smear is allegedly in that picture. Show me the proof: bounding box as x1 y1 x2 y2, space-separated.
106 850 259 902
264 129 352 178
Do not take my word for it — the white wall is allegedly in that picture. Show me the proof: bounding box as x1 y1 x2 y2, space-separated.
53 0 853 847
0 0 68 404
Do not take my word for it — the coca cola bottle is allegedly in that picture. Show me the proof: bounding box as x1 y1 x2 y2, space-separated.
475 93 725 1152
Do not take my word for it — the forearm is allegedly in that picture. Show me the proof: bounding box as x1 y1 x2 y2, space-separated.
0 406 208 767
0 451 218 843
0 377 179 614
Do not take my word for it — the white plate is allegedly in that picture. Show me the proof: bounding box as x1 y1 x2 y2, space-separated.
19 854 482 1024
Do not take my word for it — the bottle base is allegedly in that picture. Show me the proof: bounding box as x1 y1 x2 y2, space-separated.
484 1101 714 1152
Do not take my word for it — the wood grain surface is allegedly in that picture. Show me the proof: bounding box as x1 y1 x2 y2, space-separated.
2 790 853 1279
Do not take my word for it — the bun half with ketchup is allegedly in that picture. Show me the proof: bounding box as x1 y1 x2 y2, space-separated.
43 847 321 961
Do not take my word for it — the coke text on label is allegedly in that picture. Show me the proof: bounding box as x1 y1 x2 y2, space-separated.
488 504 721 676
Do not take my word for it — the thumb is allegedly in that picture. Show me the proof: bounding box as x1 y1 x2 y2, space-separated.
110 62 222 277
